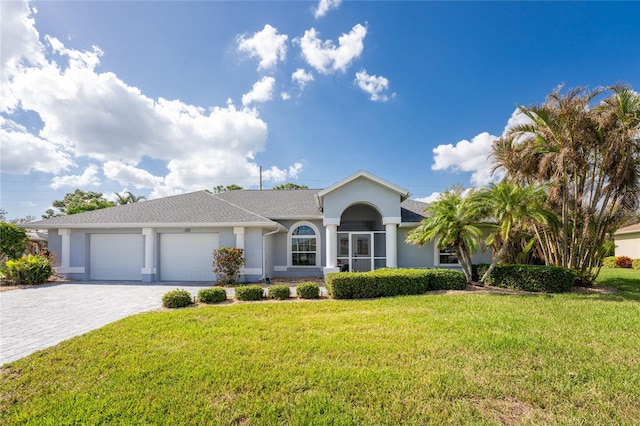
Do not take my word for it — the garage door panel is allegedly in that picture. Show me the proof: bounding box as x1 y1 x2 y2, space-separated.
90 234 143 280
160 233 218 281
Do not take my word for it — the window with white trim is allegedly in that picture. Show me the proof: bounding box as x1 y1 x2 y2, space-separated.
290 224 317 266
439 245 459 264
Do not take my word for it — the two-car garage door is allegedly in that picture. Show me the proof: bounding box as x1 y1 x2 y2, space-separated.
89 233 219 281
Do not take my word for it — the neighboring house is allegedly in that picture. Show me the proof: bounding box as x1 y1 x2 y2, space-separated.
614 222 640 259
25 171 492 282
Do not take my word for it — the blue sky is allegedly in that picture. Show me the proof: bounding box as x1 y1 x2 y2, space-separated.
1 0 639 220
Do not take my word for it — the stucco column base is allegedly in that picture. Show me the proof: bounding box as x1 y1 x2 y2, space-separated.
323 267 340 276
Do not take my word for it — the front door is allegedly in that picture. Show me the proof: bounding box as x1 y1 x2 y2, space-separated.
351 233 372 272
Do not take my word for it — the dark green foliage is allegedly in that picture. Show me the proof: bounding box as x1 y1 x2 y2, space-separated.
268 285 291 300
633 259 640 270
235 285 264 301
615 256 633 268
472 264 490 282
0 222 28 260
602 256 617 268
326 268 466 299
483 264 576 293
44 189 116 218
197 287 227 303
4 254 52 285
297 282 320 299
162 289 193 308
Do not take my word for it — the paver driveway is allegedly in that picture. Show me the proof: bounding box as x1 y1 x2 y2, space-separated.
0 282 218 365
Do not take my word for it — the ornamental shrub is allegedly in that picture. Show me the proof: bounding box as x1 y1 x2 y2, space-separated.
268 285 291 300
297 282 320 299
615 256 633 268
235 285 264 301
4 254 52 285
483 264 575 293
213 247 245 285
0 223 28 260
162 289 193 308
633 259 640 270
197 287 227 303
602 256 617 268
326 268 466 299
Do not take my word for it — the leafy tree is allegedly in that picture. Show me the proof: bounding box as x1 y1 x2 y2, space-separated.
405 188 483 283
469 181 552 283
44 189 116 218
0 208 7 222
493 84 640 284
273 183 309 190
10 215 37 225
0 223 28 260
115 191 146 205
212 184 243 193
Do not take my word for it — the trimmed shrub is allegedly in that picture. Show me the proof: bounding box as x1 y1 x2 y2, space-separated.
268 285 291 300
235 285 264 301
633 259 640 270
326 268 466 299
162 289 193 308
197 287 227 303
615 256 633 268
483 264 575 293
213 247 245 285
472 263 490 282
602 256 617 268
297 282 320 299
4 254 52 285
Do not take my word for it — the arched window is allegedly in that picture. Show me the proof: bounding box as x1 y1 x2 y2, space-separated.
289 223 319 266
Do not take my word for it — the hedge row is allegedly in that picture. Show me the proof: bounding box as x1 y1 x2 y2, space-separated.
481 264 576 293
603 256 640 269
325 268 466 300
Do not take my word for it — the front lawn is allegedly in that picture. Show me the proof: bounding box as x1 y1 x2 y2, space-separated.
1 270 639 424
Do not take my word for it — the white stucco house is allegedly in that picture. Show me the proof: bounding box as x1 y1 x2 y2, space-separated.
614 222 640 259
26 171 492 282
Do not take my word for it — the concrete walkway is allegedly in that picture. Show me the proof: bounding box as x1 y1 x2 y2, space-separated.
0 282 215 365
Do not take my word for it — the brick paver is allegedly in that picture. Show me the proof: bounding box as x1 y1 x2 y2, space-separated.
0 282 215 365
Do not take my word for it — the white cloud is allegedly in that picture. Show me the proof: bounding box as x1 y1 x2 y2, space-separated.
355 69 394 101
414 192 442 204
432 132 499 187
242 76 275 106
280 92 291 100
2 2 302 198
237 24 288 71
292 68 314 90
298 24 366 74
51 164 101 189
314 0 342 19
261 162 303 182
103 161 164 189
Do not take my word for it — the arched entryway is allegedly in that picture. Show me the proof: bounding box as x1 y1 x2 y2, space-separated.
336 204 386 272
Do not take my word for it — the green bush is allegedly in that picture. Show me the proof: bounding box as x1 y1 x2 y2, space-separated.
615 256 633 268
268 285 291 300
297 282 320 299
197 287 227 303
326 268 466 299
4 254 52 285
0 223 28 260
633 259 640 270
235 285 264 301
483 264 575 293
602 256 617 268
162 289 193 308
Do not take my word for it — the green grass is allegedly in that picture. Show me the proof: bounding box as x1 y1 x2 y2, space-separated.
2 270 640 424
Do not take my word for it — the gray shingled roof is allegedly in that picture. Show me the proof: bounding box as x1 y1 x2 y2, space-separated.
401 199 428 223
27 191 278 228
214 189 323 218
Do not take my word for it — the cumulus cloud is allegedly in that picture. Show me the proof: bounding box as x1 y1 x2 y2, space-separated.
237 24 288 71
314 0 342 19
297 24 366 74
242 76 276 106
2 1 302 197
291 68 314 90
414 192 442 204
432 132 499 187
355 69 394 101
51 164 101 189
280 92 291 100
261 162 303 182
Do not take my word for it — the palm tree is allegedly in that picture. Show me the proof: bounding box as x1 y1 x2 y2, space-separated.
406 189 483 283
469 181 552 283
115 191 146 205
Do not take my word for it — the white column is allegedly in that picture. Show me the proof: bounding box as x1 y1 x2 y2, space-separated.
234 227 245 250
59 228 71 268
323 218 340 274
142 228 156 274
383 217 401 268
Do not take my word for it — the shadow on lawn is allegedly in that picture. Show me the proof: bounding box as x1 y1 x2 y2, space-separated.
584 275 640 302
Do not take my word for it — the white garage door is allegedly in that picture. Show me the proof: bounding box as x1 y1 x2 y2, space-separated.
160 233 219 281
90 234 143 280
